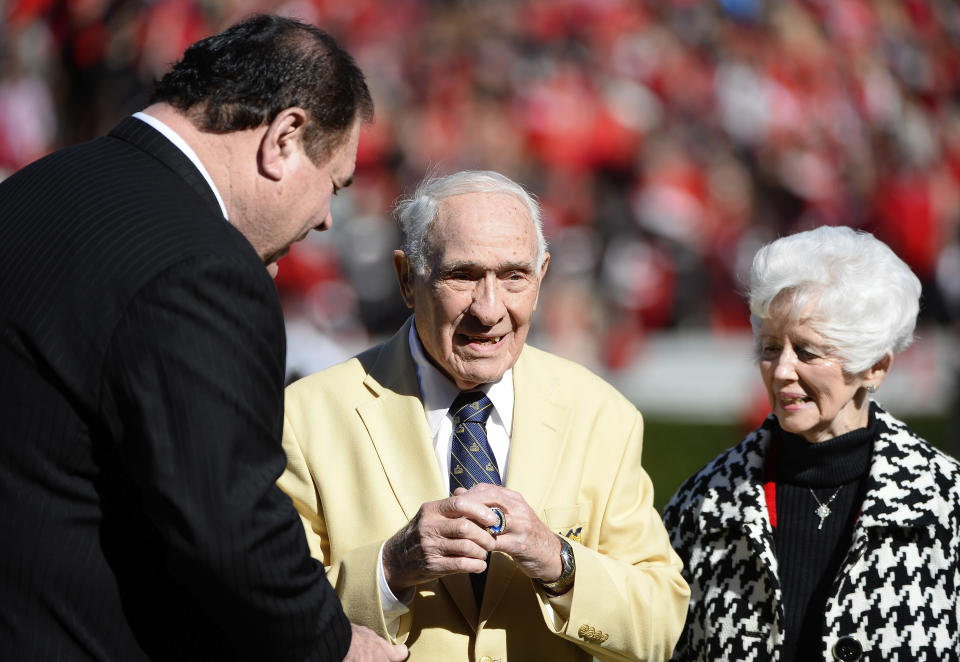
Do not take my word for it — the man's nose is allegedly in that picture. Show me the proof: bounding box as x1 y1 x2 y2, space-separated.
316 209 333 232
468 275 504 326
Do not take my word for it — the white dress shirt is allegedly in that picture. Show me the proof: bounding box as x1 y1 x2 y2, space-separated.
376 319 515 632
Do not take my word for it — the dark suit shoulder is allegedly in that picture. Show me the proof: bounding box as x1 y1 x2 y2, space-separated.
2 127 253 268
0 128 273 414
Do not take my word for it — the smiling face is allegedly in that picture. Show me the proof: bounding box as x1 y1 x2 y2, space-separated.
757 304 886 443
394 191 549 390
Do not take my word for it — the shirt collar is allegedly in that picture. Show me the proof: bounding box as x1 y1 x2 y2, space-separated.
132 111 229 220
407 319 514 437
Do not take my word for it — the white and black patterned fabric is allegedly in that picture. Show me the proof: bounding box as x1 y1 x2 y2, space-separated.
662 405 960 661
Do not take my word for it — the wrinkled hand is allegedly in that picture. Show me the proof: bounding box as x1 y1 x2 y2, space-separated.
454 484 563 582
343 623 408 661
382 491 501 593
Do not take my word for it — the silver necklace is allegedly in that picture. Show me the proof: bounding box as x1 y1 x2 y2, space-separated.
809 487 843 530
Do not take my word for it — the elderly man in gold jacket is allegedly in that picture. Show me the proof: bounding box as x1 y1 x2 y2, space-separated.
279 170 689 662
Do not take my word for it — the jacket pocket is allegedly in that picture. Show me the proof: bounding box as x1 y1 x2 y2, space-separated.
543 501 592 543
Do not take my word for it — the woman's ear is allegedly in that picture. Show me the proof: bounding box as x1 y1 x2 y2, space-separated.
863 351 893 392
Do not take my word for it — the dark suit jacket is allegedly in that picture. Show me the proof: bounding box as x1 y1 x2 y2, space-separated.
0 117 349 661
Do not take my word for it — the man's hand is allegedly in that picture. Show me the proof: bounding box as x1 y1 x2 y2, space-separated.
382 491 501 593
455 483 564 583
343 623 408 661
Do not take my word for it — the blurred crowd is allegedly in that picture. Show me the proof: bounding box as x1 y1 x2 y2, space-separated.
3 0 960 388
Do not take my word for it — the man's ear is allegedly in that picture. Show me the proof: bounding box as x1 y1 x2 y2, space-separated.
259 107 309 181
393 250 416 309
532 252 550 310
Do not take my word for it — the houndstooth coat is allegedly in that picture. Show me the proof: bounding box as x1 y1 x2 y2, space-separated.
662 406 960 661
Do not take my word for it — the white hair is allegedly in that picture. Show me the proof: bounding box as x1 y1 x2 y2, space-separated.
748 225 922 374
394 170 547 275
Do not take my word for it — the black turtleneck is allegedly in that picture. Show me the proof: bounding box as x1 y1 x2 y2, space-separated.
773 404 876 662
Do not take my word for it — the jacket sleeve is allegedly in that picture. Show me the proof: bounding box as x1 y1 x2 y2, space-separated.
534 411 691 662
98 254 350 661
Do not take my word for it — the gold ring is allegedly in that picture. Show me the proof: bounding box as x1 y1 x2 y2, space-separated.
486 507 506 536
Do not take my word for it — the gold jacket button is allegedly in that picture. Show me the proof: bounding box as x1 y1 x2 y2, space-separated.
577 624 609 643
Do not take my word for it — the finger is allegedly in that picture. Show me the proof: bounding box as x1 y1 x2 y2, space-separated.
469 483 524 510
422 548 489 575
463 482 506 501
485 507 507 537
431 515 497 552
436 493 502 529
387 643 409 661
431 529 493 559
462 484 525 520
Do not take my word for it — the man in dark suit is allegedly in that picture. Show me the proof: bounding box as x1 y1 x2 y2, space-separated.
0 14 405 662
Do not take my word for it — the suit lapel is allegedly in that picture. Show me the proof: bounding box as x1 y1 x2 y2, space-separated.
108 116 223 219
504 346 569 514
356 319 445 520
481 346 570 621
439 574 480 627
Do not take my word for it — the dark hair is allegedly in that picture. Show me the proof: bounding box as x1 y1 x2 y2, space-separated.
151 14 373 162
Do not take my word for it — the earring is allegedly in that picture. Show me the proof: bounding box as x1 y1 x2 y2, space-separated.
866 384 877 393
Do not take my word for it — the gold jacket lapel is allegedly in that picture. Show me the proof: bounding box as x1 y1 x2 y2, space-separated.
482 346 571 620
356 319 445 521
503 346 570 513
440 574 480 629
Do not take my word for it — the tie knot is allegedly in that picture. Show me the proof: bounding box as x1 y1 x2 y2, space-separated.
450 391 493 425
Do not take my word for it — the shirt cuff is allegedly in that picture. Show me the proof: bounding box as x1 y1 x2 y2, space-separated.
541 584 574 629
378 542 413 637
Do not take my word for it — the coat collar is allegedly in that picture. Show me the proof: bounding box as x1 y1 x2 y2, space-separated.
695 407 942 536
108 116 223 219
695 421 773 536
855 406 943 532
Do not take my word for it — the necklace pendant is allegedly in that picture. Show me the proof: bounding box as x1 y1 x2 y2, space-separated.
809 486 842 531
816 504 831 529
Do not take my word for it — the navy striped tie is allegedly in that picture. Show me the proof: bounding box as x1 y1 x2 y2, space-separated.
448 391 499 605
449 391 500 493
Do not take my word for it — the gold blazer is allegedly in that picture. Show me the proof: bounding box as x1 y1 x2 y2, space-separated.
280 319 689 661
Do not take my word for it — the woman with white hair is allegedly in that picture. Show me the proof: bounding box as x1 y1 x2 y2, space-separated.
662 225 960 662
